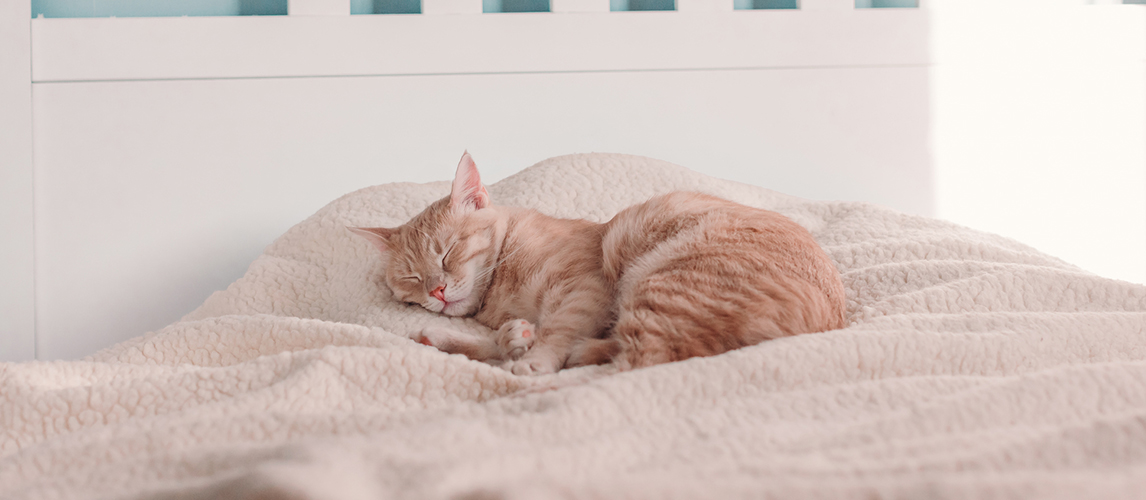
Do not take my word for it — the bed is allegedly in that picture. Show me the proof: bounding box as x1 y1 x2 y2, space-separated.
4 152 1146 499
4 0 1146 498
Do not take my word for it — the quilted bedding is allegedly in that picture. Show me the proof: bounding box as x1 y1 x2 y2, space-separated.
4 153 1146 499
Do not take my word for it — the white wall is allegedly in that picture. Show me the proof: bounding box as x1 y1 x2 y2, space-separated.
931 1 1146 284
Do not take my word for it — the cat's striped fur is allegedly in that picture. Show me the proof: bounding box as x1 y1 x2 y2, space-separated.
351 153 845 375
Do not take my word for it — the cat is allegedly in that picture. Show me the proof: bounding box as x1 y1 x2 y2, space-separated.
350 152 846 376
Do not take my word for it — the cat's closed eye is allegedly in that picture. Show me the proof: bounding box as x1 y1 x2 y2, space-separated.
441 244 457 270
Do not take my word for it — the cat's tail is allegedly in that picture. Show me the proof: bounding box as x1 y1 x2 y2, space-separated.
603 308 734 372
564 318 679 371
609 322 675 372
565 337 622 368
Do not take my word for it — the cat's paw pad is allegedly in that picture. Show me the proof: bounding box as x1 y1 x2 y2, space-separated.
501 358 556 376
497 319 536 360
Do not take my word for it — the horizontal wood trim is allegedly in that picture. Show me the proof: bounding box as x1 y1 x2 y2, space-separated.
32 9 929 83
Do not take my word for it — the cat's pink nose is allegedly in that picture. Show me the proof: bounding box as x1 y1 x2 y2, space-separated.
430 285 446 302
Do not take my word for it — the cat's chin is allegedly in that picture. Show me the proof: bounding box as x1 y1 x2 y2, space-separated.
440 300 474 317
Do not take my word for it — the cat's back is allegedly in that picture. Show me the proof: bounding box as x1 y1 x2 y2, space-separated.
602 191 837 289
600 192 846 368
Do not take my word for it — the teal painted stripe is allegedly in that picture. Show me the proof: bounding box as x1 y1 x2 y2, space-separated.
351 0 422 13
610 0 674 11
483 0 550 12
736 0 797 9
855 0 918 8
31 0 286 17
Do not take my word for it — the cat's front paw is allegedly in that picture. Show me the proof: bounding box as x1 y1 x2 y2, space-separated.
415 326 459 351
497 319 536 360
500 354 558 376
500 359 552 376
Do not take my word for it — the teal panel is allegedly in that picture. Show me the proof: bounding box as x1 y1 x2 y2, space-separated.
754 0 796 8
855 0 918 7
629 0 673 10
485 0 548 11
610 0 673 10
374 0 421 13
502 0 548 11
32 0 287 17
351 0 371 13
239 0 287 14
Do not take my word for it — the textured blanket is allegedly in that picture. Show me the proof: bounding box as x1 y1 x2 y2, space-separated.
4 154 1146 500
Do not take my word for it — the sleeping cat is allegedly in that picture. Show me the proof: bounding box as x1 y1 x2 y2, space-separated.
350 152 846 376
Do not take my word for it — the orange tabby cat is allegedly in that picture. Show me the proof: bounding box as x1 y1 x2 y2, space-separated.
350 153 845 375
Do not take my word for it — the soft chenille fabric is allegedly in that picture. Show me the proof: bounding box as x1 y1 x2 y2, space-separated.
3 153 1146 499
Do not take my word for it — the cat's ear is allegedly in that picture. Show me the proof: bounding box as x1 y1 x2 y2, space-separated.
450 151 490 213
347 226 396 253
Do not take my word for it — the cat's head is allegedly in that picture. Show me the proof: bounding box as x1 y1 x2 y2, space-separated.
349 152 503 317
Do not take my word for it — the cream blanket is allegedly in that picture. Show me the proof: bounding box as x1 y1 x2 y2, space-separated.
4 154 1146 499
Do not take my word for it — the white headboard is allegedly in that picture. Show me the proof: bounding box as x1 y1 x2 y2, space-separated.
4 0 1142 361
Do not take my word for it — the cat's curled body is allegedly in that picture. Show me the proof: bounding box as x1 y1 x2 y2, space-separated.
351 153 846 376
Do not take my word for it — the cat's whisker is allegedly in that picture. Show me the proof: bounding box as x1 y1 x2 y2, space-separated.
474 244 524 283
